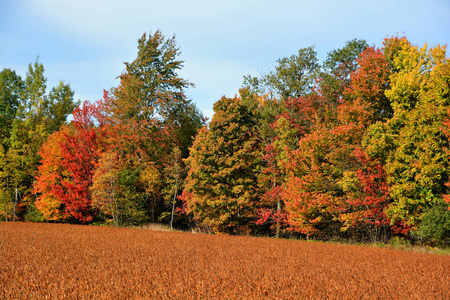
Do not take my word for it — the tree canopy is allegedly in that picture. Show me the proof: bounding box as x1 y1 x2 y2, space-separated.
2 33 449 246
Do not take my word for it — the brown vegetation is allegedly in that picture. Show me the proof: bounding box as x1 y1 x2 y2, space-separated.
0 222 449 299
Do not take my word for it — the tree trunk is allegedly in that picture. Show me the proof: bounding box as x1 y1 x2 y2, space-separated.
13 188 18 221
170 188 176 230
274 172 280 239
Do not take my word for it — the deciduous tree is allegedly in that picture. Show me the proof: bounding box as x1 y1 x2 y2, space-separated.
243 46 320 100
364 39 450 234
183 96 263 233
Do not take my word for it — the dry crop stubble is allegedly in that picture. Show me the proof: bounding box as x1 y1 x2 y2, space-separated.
0 222 449 299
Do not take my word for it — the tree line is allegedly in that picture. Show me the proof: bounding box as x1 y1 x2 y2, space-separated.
1 32 449 246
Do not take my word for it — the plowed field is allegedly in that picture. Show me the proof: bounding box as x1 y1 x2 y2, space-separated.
1 222 449 299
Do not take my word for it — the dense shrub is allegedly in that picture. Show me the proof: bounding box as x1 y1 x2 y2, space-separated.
413 203 450 246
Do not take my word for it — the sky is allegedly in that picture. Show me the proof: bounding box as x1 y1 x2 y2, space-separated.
1 0 449 119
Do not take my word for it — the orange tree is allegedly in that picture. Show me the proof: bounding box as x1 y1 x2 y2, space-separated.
35 101 104 223
97 31 203 226
282 44 393 240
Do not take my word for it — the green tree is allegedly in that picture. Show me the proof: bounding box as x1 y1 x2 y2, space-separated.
243 46 320 100
1 60 50 219
0 69 25 220
321 39 368 101
183 96 264 234
93 150 150 227
47 81 77 132
0 69 24 143
117 30 193 122
412 201 450 246
0 59 78 220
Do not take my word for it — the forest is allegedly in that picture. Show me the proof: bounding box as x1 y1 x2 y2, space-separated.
1 31 449 246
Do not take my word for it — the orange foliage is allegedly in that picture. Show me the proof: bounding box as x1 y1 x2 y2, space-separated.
34 129 69 221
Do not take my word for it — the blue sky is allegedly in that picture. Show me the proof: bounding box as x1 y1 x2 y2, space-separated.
1 0 449 119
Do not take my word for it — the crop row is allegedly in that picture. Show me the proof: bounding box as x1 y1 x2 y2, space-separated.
0 222 449 299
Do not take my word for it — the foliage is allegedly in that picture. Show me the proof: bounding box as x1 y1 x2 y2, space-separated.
161 146 185 228
95 31 203 226
280 45 390 239
338 148 391 241
370 40 450 233
34 129 68 222
91 150 152 227
321 38 368 101
0 68 24 142
412 202 450 246
91 150 120 226
4 33 450 246
35 101 104 223
243 46 320 100
0 59 78 220
183 95 263 233
121 30 193 122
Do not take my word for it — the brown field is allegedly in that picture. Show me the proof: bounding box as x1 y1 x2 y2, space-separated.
0 222 449 299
